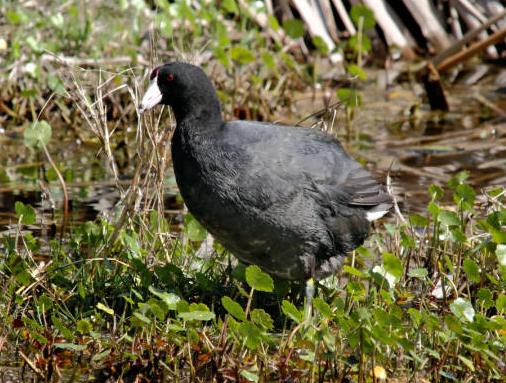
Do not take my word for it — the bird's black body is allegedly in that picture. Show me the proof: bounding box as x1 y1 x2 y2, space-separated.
141 62 391 281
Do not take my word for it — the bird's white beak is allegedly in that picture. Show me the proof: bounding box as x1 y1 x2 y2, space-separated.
139 79 162 113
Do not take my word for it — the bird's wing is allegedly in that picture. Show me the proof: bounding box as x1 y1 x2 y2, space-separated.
220 121 391 211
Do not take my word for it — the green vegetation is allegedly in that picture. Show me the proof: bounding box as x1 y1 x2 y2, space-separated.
1 1 505 382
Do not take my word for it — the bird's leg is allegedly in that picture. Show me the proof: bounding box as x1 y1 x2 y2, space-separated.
304 277 315 326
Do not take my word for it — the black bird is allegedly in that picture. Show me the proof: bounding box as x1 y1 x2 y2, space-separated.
140 62 391 294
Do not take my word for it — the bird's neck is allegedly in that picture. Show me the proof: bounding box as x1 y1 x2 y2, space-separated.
172 89 223 130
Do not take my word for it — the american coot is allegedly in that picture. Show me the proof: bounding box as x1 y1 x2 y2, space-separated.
140 62 391 284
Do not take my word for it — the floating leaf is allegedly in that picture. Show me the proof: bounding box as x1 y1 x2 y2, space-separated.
15 201 36 225
24 120 52 149
282 19 304 39
450 298 475 322
221 296 246 321
245 265 274 292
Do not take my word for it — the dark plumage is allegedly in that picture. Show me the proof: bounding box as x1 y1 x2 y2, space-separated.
140 62 392 281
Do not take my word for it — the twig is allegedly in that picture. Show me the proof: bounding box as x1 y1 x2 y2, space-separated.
432 10 506 66
437 27 506 72
19 351 45 379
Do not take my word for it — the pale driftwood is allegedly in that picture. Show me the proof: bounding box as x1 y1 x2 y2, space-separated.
330 0 356 35
449 3 464 40
362 0 414 58
291 0 343 63
455 1 499 57
483 0 506 29
403 0 452 51
455 0 488 24
317 0 340 42
432 10 506 66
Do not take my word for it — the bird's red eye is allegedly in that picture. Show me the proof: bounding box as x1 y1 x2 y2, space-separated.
167 73 174 81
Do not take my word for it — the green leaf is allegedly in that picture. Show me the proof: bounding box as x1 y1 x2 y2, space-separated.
184 214 207 241
439 210 460 227
382 252 403 280
450 298 475 322
221 296 246 321
409 214 429 227
245 265 274 292
76 319 93 334
347 64 367 80
178 311 215 321
250 309 273 330
54 343 87 351
454 184 475 211
282 19 305 39
343 265 367 278
496 295 506 312
311 36 329 55
477 288 494 309
428 184 444 200
458 355 475 372
237 322 262 350
448 171 469 188
24 120 52 149
14 201 36 225
281 300 303 323
496 244 506 266
148 286 180 310
408 268 428 279
462 259 480 283
350 4 376 29
313 297 333 319
222 0 238 14
348 34 371 53
240 369 259 383
96 302 114 316
230 46 255 65
337 88 362 108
